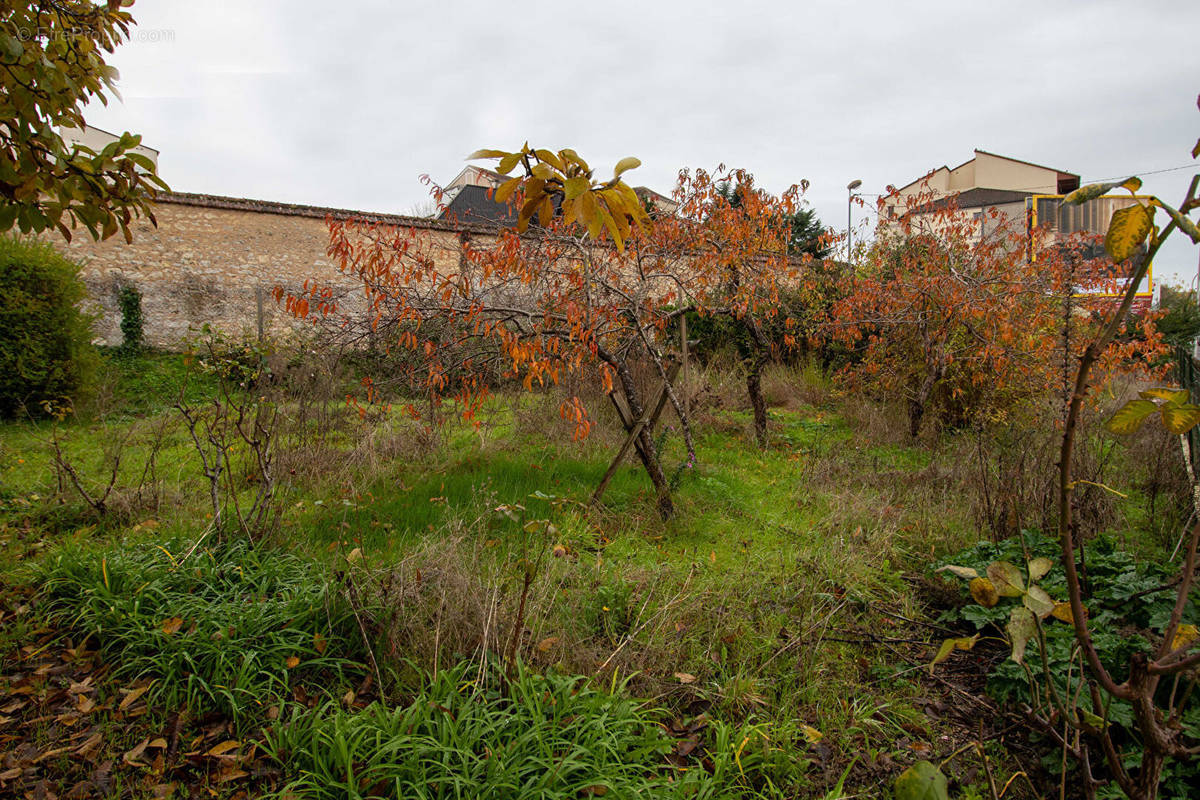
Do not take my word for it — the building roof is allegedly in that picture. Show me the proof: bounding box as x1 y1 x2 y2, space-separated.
920 187 1033 213
891 149 1077 196
438 184 517 226
973 148 1077 179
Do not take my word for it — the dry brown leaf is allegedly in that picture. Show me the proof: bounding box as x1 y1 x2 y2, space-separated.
148 738 168 749
537 636 560 653
74 732 103 757
118 684 152 711
313 632 327 655
160 618 183 636
123 738 149 766
217 768 249 783
673 672 697 684
35 745 73 763
285 656 300 669
206 740 241 757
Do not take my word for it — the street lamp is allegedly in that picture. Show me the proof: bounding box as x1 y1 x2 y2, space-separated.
847 179 862 262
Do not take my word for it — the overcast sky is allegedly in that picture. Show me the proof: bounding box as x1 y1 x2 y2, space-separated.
83 0 1200 285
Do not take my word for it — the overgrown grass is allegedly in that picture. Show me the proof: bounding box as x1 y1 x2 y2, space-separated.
34 536 364 727
265 660 795 800
2 348 1185 798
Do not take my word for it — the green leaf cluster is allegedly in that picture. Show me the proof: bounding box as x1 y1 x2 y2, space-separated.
1 1 169 241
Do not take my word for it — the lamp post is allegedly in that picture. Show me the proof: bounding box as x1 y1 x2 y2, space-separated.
846 179 862 263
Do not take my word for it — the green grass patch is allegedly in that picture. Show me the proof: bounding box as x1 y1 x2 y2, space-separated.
35 536 364 727
265 660 796 800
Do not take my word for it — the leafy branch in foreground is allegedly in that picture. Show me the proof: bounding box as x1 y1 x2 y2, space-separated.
0 0 168 241
1039 109 1200 799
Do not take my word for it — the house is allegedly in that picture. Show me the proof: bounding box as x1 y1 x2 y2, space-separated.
883 149 1151 298
882 149 1080 238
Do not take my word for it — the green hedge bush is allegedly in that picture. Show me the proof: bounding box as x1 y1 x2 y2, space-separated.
0 236 97 417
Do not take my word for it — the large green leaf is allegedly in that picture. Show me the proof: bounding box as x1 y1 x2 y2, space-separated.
1104 203 1153 262
1106 398 1158 435
893 761 949 800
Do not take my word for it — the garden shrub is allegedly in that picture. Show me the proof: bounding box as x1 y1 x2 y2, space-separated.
0 235 98 418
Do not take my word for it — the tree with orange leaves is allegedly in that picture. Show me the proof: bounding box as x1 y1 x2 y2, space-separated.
283 147 815 515
830 190 1165 438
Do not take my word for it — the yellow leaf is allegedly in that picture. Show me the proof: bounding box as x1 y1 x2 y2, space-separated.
285 656 300 669
206 740 241 757
496 152 523 175
161 617 183 635
1104 203 1153 262
345 547 363 564
119 684 152 711
1106 398 1158 435
313 632 327 655
1161 403 1200 435
1051 602 1080 623
613 156 641 178
801 724 823 744
709 550 716 564
493 176 521 204
534 149 564 171
929 635 978 672
969 577 999 608
564 176 590 200
1171 623 1199 653
467 148 509 160
1139 388 1190 404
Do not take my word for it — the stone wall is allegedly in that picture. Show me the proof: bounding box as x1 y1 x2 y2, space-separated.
48 193 495 348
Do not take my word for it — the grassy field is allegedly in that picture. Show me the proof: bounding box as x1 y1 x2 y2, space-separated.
0 348 1188 798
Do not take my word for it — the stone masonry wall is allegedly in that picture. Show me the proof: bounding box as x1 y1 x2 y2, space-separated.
46 193 493 348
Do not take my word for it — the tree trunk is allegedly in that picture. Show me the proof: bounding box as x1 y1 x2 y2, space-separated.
612 357 674 519
747 356 768 448
742 314 770 449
